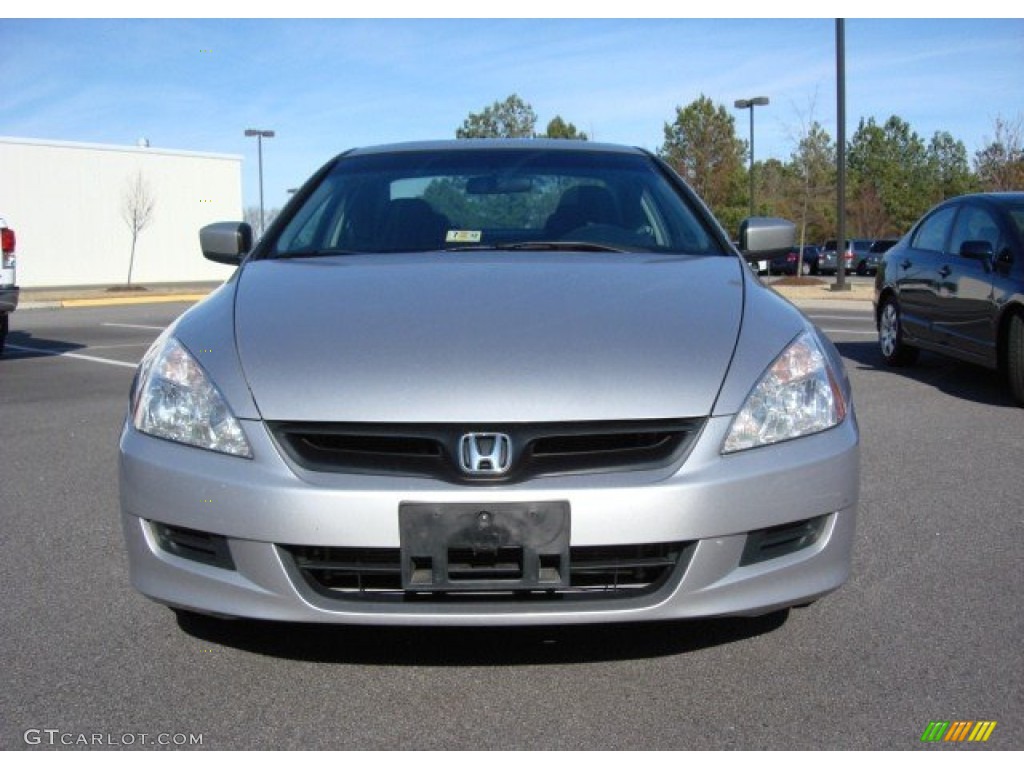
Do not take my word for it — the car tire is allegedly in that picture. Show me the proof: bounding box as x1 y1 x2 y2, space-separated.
1007 312 1024 406
878 296 919 366
0 313 7 356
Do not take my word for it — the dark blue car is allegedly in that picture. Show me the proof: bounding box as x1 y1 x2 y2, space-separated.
770 245 821 276
875 192 1024 405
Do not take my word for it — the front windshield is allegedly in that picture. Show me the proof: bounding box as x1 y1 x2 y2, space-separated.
272 148 724 257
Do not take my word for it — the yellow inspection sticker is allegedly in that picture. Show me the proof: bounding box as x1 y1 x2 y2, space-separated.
446 230 482 243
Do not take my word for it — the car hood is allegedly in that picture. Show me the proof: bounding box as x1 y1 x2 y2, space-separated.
232 252 745 423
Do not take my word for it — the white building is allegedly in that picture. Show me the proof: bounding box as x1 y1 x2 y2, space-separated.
0 136 243 288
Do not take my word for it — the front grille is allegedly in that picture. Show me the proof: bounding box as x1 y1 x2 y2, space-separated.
281 542 694 602
269 418 705 483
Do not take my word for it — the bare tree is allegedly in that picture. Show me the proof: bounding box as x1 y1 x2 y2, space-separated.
121 170 156 285
975 115 1024 191
243 205 281 237
785 94 836 272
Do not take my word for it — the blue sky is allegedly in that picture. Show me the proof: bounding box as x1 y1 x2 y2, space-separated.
1 13 1021 211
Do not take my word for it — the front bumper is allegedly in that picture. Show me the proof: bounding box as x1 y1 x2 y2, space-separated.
119 413 859 625
819 256 853 274
0 285 18 314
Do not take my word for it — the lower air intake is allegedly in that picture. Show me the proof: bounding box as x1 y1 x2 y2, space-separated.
281 542 694 603
152 522 235 570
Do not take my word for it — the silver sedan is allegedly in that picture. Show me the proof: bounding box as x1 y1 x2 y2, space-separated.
119 140 858 626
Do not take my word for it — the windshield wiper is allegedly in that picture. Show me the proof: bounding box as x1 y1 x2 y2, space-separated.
504 241 628 253
273 248 360 259
445 241 628 254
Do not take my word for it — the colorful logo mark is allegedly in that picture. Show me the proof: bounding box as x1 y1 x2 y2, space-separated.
921 721 997 743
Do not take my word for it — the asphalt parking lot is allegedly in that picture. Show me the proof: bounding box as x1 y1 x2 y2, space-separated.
2 299 1021 750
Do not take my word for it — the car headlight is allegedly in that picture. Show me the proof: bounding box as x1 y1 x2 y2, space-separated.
131 333 253 458
722 330 847 453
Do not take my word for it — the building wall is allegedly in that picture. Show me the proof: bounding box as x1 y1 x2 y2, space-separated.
0 137 243 288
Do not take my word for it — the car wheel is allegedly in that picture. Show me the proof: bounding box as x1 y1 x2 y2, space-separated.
0 313 7 355
1007 312 1024 406
878 297 919 366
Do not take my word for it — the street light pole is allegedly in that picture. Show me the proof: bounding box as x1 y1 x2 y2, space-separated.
734 97 769 217
244 129 275 235
832 20 850 292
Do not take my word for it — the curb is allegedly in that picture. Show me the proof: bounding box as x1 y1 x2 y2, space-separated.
16 287 873 311
788 298 874 312
19 294 209 310
61 293 209 308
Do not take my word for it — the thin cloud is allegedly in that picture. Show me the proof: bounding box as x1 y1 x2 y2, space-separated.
3 17 1020 210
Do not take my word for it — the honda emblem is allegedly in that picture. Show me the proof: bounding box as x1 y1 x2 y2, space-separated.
459 433 512 475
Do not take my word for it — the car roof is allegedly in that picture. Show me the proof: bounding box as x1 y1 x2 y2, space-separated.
342 139 648 159
942 192 1024 206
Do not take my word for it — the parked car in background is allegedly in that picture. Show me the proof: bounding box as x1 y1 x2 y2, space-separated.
875 192 1024 405
820 239 855 275
770 244 822 276
856 238 898 276
119 139 859 627
848 239 874 273
0 215 18 355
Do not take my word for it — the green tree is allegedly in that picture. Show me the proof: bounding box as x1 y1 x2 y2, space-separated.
754 158 798 220
847 116 931 236
456 94 537 139
974 115 1024 191
926 131 974 202
542 116 588 140
660 95 746 233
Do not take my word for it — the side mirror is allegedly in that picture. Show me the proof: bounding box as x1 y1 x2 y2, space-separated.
200 222 253 265
737 217 796 264
959 240 994 262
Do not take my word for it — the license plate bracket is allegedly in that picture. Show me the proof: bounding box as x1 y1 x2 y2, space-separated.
399 501 570 591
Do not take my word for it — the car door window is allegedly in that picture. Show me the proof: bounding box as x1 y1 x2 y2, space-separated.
1009 208 1024 241
950 205 1003 257
911 206 956 253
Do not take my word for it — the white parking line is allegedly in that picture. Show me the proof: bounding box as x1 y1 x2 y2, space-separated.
810 314 874 322
86 343 153 350
101 323 165 331
6 343 138 369
819 329 877 336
